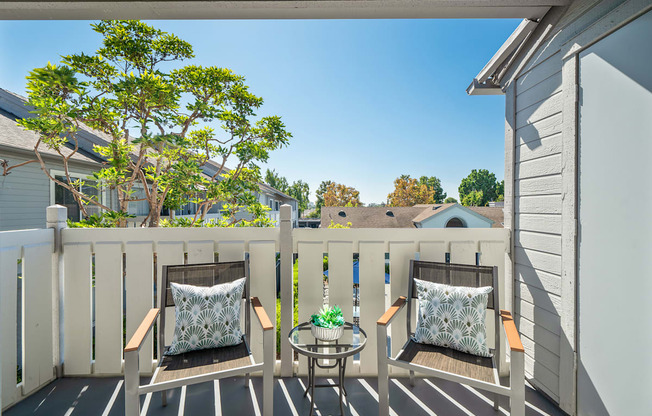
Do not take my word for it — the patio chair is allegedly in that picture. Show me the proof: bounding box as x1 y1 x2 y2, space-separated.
124 259 274 416
376 260 525 416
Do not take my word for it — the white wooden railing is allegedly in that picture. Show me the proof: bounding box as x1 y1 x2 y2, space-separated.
0 228 56 411
0 205 509 411
60 227 279 376
290 226 509 377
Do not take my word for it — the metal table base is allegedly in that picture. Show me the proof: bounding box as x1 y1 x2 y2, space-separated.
303 354 349 416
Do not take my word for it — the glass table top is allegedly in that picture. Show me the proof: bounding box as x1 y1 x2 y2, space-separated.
288 322 367 359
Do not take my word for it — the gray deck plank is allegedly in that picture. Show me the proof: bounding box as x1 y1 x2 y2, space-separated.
4 376 565 416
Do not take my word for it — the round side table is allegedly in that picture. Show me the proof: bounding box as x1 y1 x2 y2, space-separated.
288 321 367 416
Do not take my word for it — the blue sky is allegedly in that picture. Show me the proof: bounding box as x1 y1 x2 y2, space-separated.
0 19 517 203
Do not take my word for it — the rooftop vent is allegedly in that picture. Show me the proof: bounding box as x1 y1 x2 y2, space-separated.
386 210 394 217
338 210 346 217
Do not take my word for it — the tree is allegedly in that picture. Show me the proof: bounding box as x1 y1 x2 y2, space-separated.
444 197 458 204
496 180 505 202
264 169 289 194
387 175 437 206
418 175 447 203
312 180 334 217
458 169 501 207
323 182 361 207
461 190 484 207
16 20 290 227
288 180 310 216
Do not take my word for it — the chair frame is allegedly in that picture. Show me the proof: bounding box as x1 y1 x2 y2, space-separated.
376 260 525 416
124 258 274 416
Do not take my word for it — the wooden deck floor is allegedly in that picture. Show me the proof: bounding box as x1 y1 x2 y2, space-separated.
4 376 565 416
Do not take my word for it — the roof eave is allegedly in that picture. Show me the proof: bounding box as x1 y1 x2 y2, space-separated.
467 17 541 96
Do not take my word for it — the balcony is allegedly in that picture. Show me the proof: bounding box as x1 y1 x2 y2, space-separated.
0 205 563 415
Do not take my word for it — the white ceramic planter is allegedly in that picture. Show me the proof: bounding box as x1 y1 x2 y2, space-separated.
310 323 344 341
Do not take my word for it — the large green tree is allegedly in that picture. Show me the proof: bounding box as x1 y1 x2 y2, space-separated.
288 180 310 216
458 169 501 207
16 20 290 227
264 169 289 194
309 180 334 218
418 175 447 203
264 169 310 216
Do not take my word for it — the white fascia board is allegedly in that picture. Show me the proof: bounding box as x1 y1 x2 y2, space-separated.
466 79 505 95
467 17 541 96
475 18 540 83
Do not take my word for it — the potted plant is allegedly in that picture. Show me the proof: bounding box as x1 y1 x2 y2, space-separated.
310 305 345 341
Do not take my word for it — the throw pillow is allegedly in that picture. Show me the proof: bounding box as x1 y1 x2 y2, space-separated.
411 278 493 357
166 277 246 355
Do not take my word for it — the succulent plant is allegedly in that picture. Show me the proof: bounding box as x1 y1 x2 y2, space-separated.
310 305 344 329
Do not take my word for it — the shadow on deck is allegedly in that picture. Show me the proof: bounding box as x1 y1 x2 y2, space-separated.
4 376 564 416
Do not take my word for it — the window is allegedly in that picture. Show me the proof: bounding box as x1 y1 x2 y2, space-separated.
54 175 100 221
445 217 465 228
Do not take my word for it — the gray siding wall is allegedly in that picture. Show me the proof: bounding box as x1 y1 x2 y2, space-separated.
513 50 563 402
0 151 99 231
507 0 634 405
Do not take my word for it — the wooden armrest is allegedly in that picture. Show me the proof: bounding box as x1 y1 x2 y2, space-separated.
377 296 407 326
124 308 160 353
500 310 525 353
251 297 273 331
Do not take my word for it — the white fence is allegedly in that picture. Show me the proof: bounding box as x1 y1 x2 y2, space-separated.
60 227 280 376
291 227 510 377
0 228 55 411
0 205 510 411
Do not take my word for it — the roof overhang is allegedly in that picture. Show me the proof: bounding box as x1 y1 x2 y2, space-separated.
467 17 540 95
1 1 569 20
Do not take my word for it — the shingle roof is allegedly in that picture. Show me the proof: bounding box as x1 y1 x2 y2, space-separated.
410 203 456 223
321 206 426 228
0 108 100 164
466 206 505 228
320 204 504 228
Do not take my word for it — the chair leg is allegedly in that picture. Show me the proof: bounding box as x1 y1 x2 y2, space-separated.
245 373 250 388
493 393 499 411
124 351 140 416
510 350 526 416
162 390 168 407
262 328 274 416
377 325 390 416
409 370 415 387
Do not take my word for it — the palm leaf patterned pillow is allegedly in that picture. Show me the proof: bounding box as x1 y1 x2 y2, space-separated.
411 278 493 357
166 277 245 355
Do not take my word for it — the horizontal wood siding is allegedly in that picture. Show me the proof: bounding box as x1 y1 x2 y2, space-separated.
0 152 99 231
513 49 563 403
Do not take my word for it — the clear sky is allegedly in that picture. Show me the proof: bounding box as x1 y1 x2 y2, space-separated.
0 19 517 203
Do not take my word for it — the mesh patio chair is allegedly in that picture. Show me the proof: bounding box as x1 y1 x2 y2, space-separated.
124 259 274 416
376 260 525 416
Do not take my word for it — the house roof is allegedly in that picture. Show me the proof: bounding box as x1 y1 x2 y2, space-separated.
0 107 101 165
0 88 294 200
466 206 505 228
321 206 426 228
321 204 504 228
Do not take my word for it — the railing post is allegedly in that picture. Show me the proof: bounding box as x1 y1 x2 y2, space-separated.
46 205 67 378
279 204 293 377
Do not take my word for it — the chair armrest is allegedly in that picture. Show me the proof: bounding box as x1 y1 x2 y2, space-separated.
124 308 160 353
377 296 407 326
500 310 524 353
251 297 273 331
